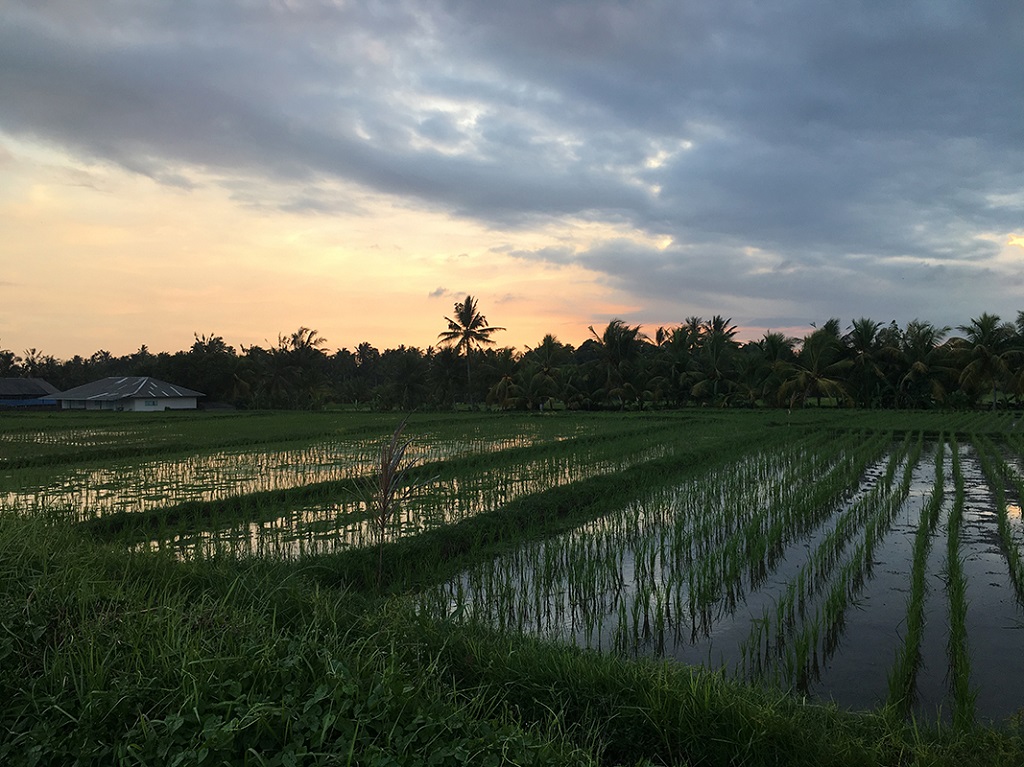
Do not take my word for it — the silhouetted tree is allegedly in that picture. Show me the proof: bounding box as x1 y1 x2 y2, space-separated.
586 319 649 409
691 315 740 405
780 321 850 408
953 313 1018 409
437 295 505 406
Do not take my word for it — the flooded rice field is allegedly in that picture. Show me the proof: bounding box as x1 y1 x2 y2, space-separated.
421 436 1024 723
0 432 564 519
136 441 672 558
4 411 1024 725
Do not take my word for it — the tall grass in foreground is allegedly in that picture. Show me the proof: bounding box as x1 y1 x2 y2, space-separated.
0 514 592 766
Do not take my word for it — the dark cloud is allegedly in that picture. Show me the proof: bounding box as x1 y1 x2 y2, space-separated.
2 0 1022 323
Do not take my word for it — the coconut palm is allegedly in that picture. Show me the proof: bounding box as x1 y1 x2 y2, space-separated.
780 321 851 408
691 315 740 405
652 325 699 406
586 319 649 408
843 317 895 408
519 334 572 410
438 295 505 406
897 320 951 408
953 313 1019 409
746 331 798 407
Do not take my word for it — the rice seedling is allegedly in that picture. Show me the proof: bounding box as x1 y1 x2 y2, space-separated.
887 435 945 715
946 439 977 730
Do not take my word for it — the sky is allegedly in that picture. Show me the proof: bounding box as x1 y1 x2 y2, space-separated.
2 0 1023 359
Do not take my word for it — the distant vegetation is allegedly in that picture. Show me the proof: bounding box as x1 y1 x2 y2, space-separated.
5 301 1024 411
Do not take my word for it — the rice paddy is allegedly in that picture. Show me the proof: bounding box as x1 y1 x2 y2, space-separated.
4 408 1024 764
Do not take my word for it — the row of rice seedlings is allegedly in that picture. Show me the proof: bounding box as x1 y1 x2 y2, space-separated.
141 436 674 560
0 440 385 519
0 426 145 449
591 433 858 646
994 433 1024 547
320 442 673 553
419 445 785 649
742 433 924 688
782 435 924 691
682 432 892 634
946 438 977 729
0 436 578 522
0 426 565 520
740 445 902 673
991 430 1024 528
1 418 671 521
886 436 946 715
972 436 1024 603
622 430 886 652
421 431 887 668
915 411 1022 435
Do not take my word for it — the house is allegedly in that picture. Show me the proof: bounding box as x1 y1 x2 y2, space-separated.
0 378 60 409
53 377 204 411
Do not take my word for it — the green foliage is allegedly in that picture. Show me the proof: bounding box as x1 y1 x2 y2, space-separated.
9 312 1024 410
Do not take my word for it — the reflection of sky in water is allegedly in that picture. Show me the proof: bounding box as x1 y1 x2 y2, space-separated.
0 434 542 519
141 443 671 559
0 427 143 448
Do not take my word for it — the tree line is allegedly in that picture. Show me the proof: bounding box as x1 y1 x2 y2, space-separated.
4 297 1024 411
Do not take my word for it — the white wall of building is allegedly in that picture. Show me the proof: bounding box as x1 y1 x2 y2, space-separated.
61 398 198 411
125 397 198 412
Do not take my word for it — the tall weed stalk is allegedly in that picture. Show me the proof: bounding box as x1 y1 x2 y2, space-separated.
362 419 435 589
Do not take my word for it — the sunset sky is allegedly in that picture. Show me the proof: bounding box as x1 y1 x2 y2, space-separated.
2 1 1023 359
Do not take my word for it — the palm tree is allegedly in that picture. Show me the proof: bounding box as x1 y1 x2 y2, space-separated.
519 334 572 410
0 342 20 377
746 331 797 407
586 319 649 409
485 348 523 410
280 327 330 409
654 325 699 406
780 321 850 408
897 320 950 408
691 315 740 405
843 317 893 408
437 295 505 406
953 313 1018 409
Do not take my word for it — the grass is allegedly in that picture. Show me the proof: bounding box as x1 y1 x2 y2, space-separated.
0 515 596 766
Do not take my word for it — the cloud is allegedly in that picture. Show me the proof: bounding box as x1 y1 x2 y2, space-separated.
2 0 1022 333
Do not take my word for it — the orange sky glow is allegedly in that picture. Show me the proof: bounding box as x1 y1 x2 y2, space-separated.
1 139 651 358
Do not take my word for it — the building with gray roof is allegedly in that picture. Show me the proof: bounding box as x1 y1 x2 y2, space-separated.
0 378 60 408
53 377 204 411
